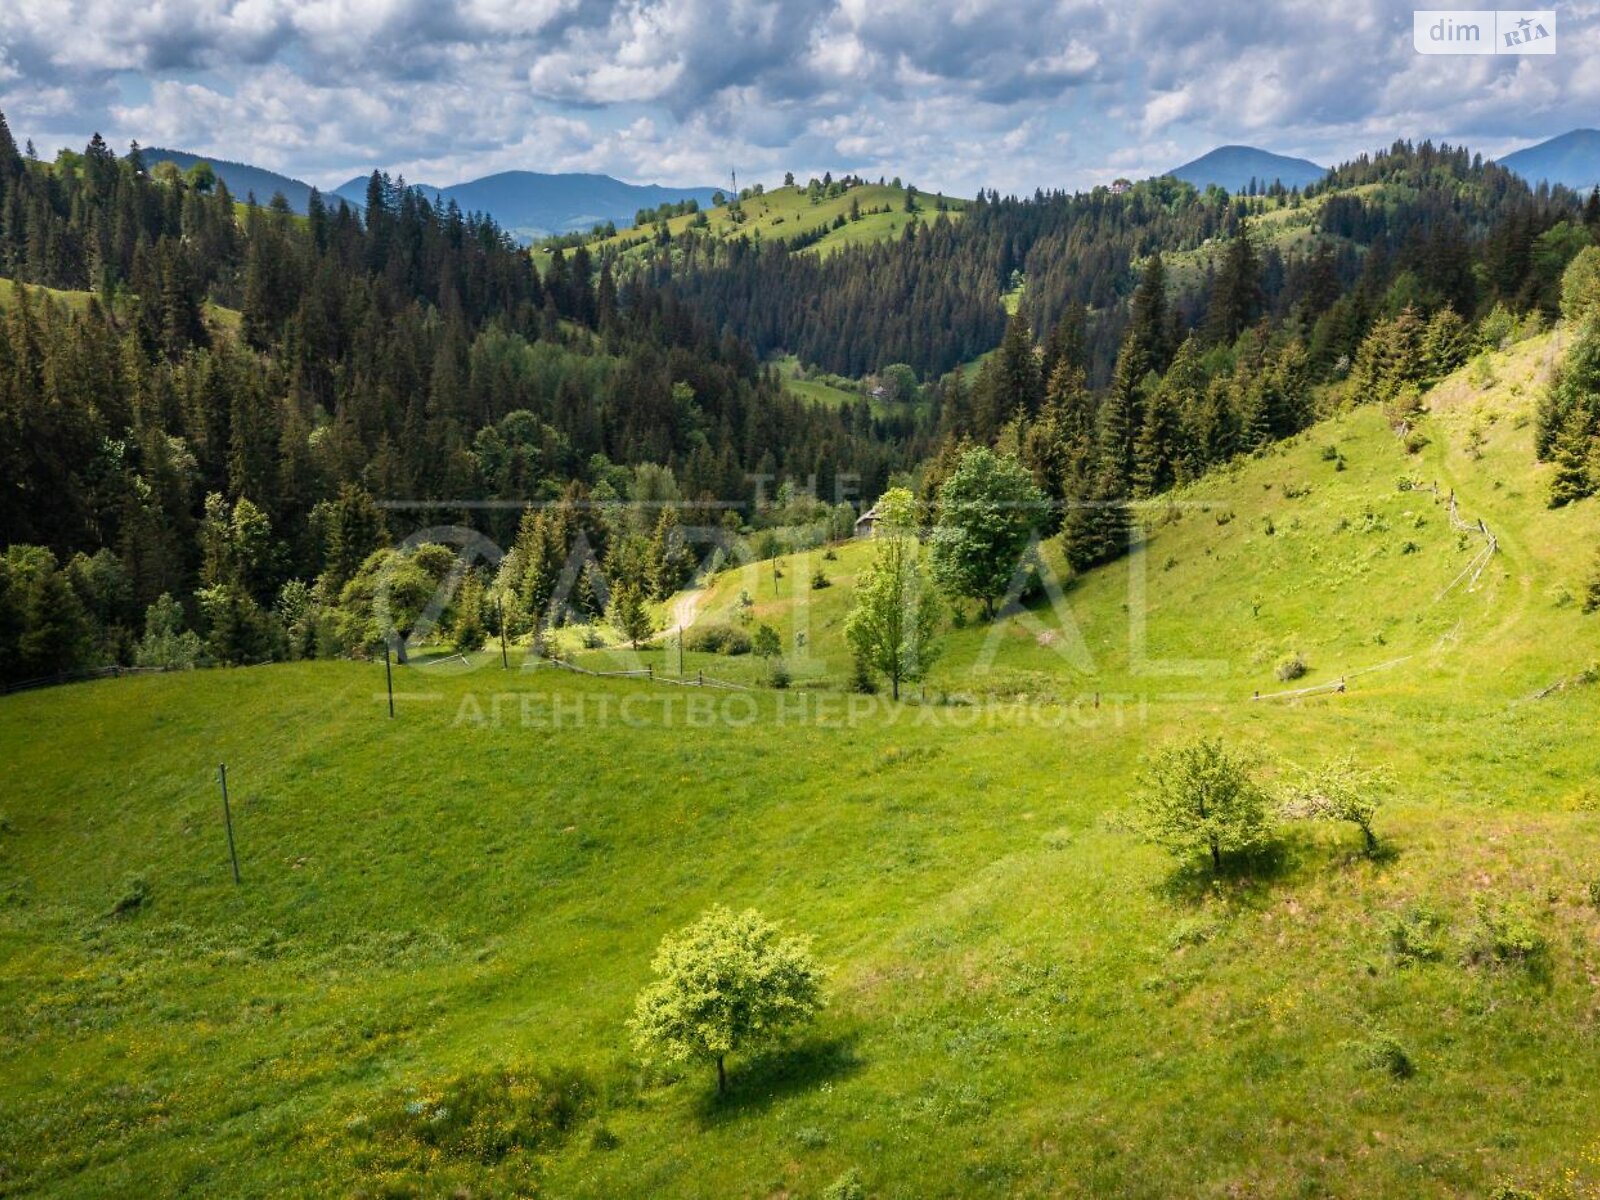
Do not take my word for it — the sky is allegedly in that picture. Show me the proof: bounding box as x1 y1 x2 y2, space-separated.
0 0 1597 195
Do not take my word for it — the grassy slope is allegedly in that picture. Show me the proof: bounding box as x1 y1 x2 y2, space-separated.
3 333 1600 1198
0 276 243 335
534 183 966 270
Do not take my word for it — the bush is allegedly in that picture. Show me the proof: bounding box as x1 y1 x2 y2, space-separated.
683 623 752 655
108 874 150 917
1274 652 1308 682
822 1169 866 1200
769 659 791 689
1382 905 1448 965
342 1065 591 1170
811 569 831 590
1351 1029 1415 1079
1280 754 1391 852
1464 898 1548 969
793 1125 830 1149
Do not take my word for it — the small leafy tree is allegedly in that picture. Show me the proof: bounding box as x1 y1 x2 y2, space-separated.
630 906 827 1093
134 592 202 669
609 581 653 649
1137 737 1271 873
335 544 456 663
844 489 941 699
751 623 781 658
929 447 1047 618
1279 754 1391 853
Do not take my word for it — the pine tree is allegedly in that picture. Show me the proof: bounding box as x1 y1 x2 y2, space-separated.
1205 222 1264 345
1102 331 1149 486
1547 408 1596 508
1129 252 1171 374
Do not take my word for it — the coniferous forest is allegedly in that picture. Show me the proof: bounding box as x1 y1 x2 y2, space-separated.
2 108 1599 685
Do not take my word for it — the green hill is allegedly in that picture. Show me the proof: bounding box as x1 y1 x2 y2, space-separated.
535 181 967 270
3 329 1600 1198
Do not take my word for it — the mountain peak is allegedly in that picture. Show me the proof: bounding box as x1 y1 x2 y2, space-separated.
1497 129 1600 190
1165 145 1328 193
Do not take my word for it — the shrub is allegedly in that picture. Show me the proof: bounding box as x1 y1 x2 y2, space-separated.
1464 898 1548 969
811 569 831 590
1382 905 1448 965
1274 652 1308 682
1135 737 1272 874
343 1065 590 1169
822 1169 866 1200
683 623 752 655
108 874 150 917
1351 1029 1415 1079
769 659 791 689
1280 755 1391 852
793 1125 830 1149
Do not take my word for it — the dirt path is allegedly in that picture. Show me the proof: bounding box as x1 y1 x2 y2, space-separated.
670 582 706 633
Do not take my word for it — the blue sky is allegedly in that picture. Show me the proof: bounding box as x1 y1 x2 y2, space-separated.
0 0 1596 194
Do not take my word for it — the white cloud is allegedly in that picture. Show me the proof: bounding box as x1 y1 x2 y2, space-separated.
0 0 1596 197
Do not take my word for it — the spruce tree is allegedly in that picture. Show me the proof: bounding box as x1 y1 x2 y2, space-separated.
1205 222 1264 345
1129 252 1172 374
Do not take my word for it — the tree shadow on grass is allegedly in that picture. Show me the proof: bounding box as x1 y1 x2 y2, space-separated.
1158 827 1404 910
695 1032 865 1124
1155 828 1320 910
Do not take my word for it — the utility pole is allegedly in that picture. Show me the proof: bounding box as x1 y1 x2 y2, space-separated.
497 597 509 669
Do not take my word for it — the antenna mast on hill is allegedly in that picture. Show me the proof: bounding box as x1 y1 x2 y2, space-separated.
731 169 737 196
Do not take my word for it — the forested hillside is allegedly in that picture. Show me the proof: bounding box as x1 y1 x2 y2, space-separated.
3 115 1600 694
0 112 912 684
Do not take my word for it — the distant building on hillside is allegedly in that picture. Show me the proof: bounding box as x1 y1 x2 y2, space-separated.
854 501 884 539
1110 178 1133 195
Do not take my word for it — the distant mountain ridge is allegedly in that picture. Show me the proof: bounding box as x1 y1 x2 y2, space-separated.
332 170 722 243
1165 145 1328 193
1496 129 1600 191
139 148 720 245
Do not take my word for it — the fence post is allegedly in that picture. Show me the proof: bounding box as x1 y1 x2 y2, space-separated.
698 670 704 687
218 764 242 885
498 597 509 669
384 643 395 718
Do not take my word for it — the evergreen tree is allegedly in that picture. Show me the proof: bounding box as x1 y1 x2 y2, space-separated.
1205 223 1264 345
1129 252 1172 374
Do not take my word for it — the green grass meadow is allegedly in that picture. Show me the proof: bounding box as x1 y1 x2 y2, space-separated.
3 332 1600 1197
